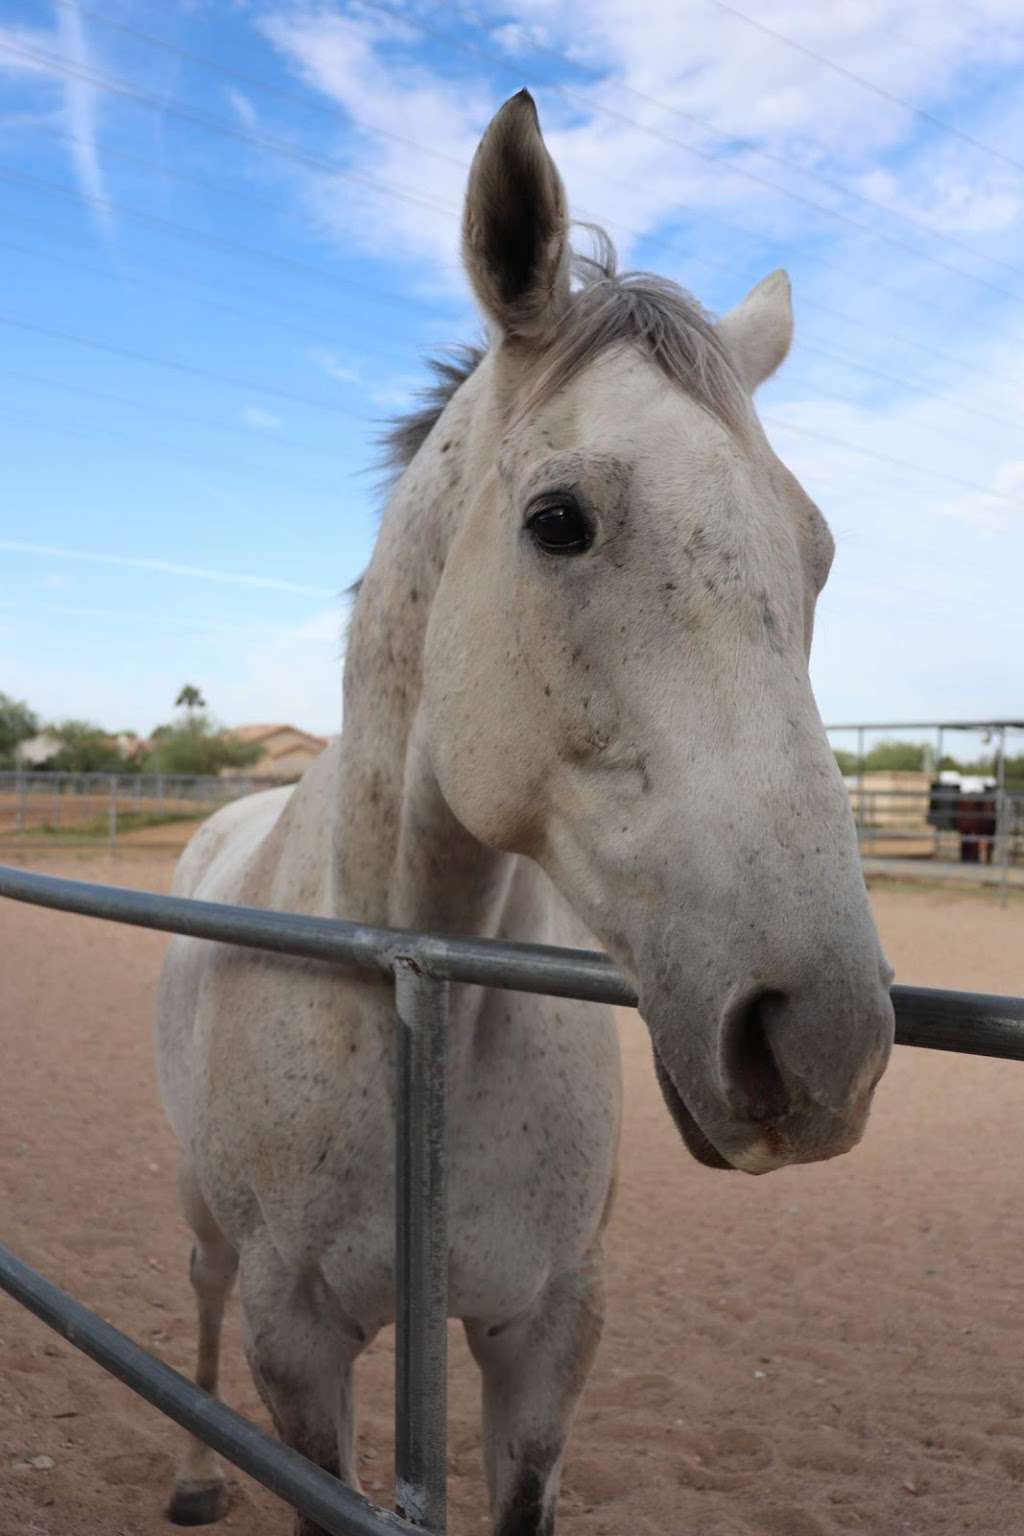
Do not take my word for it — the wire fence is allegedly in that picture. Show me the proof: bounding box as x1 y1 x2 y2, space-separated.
0 770 287 851
1 862 1024 1533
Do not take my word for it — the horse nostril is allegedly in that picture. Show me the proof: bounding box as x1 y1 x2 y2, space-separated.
721 988 791 1124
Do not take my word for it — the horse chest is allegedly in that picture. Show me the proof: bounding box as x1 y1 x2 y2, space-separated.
195 981 621 1329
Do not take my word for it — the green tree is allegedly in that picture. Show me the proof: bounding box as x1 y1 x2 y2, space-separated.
0 693 39 766
863 738 928 772
144 714 261 776
49 720 131 773
833 748 860 776
1003 754 1024 789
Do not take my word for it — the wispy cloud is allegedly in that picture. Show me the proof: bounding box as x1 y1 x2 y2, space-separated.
0 540 335 596
0 598 261 637
226 85 258 127
55 1 111 241
310 348 362 385
368 374 422 410
0 2 112 241
259 0 1024 286
242 404 283 432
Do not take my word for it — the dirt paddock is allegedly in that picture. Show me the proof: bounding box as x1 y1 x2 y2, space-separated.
1 851 1022 1536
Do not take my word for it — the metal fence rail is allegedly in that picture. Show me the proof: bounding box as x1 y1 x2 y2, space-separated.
2 861 1024 1536
0 1246 413 1536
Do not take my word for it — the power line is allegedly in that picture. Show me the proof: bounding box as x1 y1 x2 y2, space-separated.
0 313 1014 521
46 0 1011 346
585 205 1024 391
704 0 1024 177
36 109 1024 407
14 22 1024 375
7 214 1016 474
794 341 1022 433
6 27 1024 308
763 414 1023 509
0 365 352 460
58 0 469 173
0 229 416 368
0 38 461 226
784 367 1017 459
355 0 1024 297
5 406 1018 631
2 52 1018 514
420 0 1024 256
3 202 456 348
0 164 448 316
34 108 1024 400
0 402 354 499
15 123 1022 441
0 313 377 423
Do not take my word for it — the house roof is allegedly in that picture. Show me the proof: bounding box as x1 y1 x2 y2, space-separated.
229 723 329 750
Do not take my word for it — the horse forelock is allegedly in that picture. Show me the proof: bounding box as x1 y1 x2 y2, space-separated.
523 226 749 433
379 226 748 501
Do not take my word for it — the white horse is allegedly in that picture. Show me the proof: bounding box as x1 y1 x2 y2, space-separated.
155 91 894 1536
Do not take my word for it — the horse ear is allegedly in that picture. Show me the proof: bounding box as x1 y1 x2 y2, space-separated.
716 270 793 391
463 90 570 343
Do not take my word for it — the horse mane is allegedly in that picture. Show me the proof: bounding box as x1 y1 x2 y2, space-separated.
378 343 486 479
380 225 746 481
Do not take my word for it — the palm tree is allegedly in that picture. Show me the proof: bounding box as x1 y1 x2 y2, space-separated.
175 684 207 725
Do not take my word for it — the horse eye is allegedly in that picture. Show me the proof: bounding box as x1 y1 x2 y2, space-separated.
526 499 593 555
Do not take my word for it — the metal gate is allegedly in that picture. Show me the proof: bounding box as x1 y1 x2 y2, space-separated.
2 862 1023 1534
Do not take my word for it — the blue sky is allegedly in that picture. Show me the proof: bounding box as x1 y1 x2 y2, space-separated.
1 0 1022 754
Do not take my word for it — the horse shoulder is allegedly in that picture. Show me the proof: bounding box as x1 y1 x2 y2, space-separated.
155 750 334 1154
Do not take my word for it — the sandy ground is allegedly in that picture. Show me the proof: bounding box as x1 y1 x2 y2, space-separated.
1 851 1023 1536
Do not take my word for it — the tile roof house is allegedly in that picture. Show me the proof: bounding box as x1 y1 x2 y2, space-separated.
223 723 331 781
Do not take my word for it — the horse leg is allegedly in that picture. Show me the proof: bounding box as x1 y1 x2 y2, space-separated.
465 1244 606 1536
238 1237 363 1536
167 1161 239 1526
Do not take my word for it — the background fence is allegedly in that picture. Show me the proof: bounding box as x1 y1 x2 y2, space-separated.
0 771 281 851
848 783 1024 867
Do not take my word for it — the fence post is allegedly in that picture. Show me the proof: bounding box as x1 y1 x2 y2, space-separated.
16 771 26 834
108 776 118 853
996 788 1011 910
393 960 449 1533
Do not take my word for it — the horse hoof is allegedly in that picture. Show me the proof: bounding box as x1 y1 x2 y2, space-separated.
167 1480 230 1526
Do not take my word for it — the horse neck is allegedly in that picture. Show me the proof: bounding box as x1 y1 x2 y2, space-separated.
329 359 524 942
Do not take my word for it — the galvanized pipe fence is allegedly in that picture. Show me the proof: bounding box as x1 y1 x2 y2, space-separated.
2 862 1024 1535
